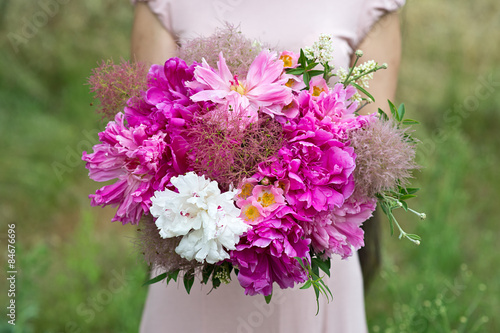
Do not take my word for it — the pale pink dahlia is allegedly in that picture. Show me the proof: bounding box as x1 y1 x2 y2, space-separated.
187 50 293 119
304 195 377 259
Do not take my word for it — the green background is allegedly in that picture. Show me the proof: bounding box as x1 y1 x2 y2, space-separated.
1 0 499 332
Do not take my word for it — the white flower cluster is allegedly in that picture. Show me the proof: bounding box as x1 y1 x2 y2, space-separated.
337 60 379 102
150 172 250 264
304 33 335 66
337 60 378 88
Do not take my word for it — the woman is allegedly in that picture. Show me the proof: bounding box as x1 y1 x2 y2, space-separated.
131 1 404 332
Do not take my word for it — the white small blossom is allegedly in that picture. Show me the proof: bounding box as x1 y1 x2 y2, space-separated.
150 172 250 264
305 33 335 66
336 60 379 102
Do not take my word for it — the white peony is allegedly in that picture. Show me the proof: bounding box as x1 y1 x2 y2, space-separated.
149 172 250 264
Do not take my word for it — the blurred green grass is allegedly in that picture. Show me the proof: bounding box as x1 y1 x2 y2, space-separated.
0 0 499 332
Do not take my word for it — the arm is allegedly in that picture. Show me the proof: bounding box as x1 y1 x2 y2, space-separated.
131 2 178 65
353 11 402 115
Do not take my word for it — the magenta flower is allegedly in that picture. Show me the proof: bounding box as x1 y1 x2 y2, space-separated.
82 113 167 224
124 57 203 134
258 112 356 218
122 57 208 191
187 50 293 119
231 207 310 296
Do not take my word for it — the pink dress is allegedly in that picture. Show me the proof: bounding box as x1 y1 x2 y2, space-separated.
136 1 404 332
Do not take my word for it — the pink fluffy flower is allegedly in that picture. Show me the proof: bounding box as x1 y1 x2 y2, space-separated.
231 207 311 296
82 113 167 224
187 50 293 119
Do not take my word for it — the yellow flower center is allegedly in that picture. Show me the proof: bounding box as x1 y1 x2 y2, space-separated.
258 192 276 207
280 55 293 68
230 82 246 95
277 181 286 192
285 78 295 88
241 205 261 222
312 85 323 97
239 183 254 199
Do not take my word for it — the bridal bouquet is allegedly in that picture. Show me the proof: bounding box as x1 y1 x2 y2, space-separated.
83 26 423 306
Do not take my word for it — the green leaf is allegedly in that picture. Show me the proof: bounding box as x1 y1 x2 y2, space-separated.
303 71 311 89
351 82 375 102
379 202 395 235
285 68 305 75
314 283 320 301
402 119 420 125
388 100 398 120
312 262 319 277
400 194 417 201
299 49 307 68
212 277 221 289
378 108 389 121
402 187 420 195
142 272 167 287
202 265 214 284
167 269 180 283
403 133 417 143
307 69 324 77
183 269 195 294
313 284 321 315
400 200 408 211
300 280 313 289
312 257 331 277
264 294 273 304
397 103 406 121
305 62 319 70
295 257 307 270
407 234 422 241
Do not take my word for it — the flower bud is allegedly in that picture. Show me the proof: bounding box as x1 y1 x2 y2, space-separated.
260 177 270 186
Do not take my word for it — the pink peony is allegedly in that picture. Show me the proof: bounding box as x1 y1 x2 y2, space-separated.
82 113 167 224
231 207 311 296
258 112 357 218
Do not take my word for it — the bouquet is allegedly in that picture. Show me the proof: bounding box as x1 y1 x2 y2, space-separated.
83 26 424 308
